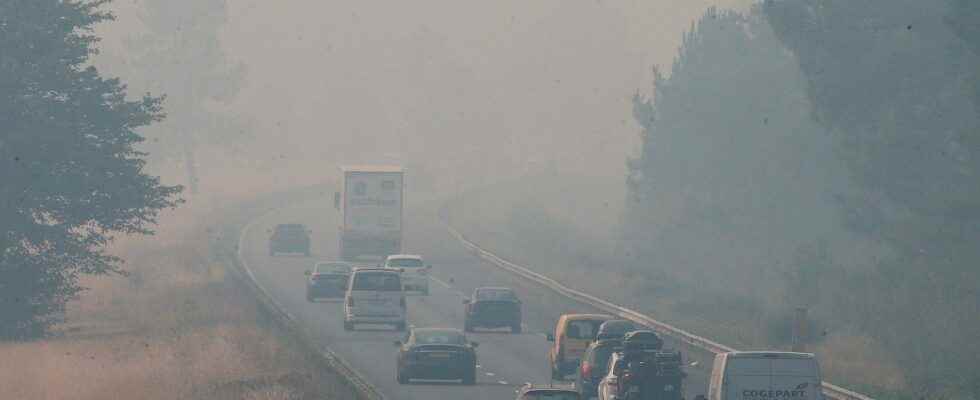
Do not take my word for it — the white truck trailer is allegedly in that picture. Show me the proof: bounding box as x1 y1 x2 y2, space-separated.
334 165 404 261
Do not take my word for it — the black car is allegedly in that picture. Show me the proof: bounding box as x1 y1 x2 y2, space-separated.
463 287 522 333
305 262 353 301
595 320 637 341
394 328 478 385
269 223 311 256
577 338 622 399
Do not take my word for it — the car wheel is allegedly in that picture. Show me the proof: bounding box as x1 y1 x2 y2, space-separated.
511 323 522 334
343 321 354 331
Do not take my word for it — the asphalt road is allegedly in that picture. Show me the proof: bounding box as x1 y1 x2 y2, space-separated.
240 195 709 400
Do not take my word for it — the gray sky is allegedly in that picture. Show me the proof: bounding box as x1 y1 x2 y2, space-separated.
98 0 749 191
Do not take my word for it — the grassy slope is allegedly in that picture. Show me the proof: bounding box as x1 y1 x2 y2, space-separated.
0 197 344 400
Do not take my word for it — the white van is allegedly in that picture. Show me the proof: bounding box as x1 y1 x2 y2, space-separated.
384 254 431 295
344 268 407 331
706 352 823 400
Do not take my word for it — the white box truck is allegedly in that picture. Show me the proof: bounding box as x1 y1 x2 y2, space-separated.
335 165 404 261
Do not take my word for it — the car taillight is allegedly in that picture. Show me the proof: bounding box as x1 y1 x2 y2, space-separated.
581 362 592 379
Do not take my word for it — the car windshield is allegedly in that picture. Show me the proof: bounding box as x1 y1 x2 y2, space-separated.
475 288 516 301
566 320 605 339
521 391 580 400
413 330 465 345
351 272 401 291
387 258 423 268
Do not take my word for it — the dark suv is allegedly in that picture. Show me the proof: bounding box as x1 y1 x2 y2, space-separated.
463 287 522 333
305 262 352 301
269 223 311 256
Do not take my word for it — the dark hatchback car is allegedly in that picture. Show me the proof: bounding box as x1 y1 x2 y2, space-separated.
577 338 622 399
394 328 478 385
305 262 353 302
463 287 522 333
269 223 311 256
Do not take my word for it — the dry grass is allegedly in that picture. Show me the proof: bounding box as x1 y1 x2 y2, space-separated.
0 200 328 400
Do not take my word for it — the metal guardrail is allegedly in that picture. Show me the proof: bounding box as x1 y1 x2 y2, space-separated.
445 224 873 400
234 209 385 400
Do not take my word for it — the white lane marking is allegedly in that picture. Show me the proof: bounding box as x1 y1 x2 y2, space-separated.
476 364 482 368
498 381 508 385
485 372 495 377
430 275 452 289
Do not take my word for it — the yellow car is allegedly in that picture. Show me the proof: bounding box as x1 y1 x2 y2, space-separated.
547 313 614 380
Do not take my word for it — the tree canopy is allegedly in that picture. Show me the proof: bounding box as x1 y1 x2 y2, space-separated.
0 0 182 339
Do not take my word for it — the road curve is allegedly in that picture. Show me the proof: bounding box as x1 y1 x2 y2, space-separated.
239 194 708 400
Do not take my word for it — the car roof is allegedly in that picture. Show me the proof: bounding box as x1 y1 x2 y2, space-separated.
521 388 580 395
352 267 399 273
476 286 513 292
315 261 352 267
276 223 305 229
412 327 464 335
386 254 422 260
342 165 404 173
562 313 614 321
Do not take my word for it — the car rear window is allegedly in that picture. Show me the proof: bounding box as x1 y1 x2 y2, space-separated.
566 319 604 339
387 258 423 268
351 272 401 291
475 288 517 301
414 330 466 345
521 391 580 400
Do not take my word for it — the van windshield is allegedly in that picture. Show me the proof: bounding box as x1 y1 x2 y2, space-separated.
351 272 401 291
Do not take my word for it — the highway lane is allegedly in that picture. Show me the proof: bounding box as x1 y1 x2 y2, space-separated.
241 194 708 399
